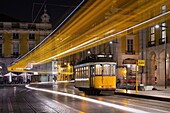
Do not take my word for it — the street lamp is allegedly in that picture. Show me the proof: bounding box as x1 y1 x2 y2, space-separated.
87 50 91 54
155 23 167 89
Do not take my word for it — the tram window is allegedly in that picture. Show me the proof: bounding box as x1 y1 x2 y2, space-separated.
82 67 84 78
80 68 82 78
85 67 88 78
96 64 102 75
76 68 77 78
103 64 110 75
75 68 78 78
77 68 80 78
111 64 116 75
92 66 95 76
81 67 83 78
90 66 95 76
83 67 86 78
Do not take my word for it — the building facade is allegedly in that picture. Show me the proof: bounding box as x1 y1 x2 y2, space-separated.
0 9 52 75
138 3 170 86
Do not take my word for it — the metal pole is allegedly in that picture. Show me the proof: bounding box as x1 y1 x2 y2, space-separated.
164 35 167 89
126 66 128 93
136 64 138 93
141 30 144 84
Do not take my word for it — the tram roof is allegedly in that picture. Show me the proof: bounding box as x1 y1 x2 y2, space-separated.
75 54 116 66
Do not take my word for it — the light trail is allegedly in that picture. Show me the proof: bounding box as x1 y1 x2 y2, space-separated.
8 0 170 72
71 9 170 51
36 9 170 64
36 37 98 64
26 84 149 113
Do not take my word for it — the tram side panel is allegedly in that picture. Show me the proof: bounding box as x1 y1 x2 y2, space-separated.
75 79 89 90
74 62 117 94
94 76 116 90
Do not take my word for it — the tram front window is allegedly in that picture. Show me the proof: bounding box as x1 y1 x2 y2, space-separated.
96 64 102 75
95 64 116 76
103 64 110 75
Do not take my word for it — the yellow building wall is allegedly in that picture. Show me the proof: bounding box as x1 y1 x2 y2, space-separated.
36 34 40 45
4 33 12 57
167 20 170 42
121 36 126 53
20 33 28 56
99 45 103 54
146 27 150 47
134 33 139 53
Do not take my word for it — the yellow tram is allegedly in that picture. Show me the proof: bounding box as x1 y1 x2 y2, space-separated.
74 55 117 95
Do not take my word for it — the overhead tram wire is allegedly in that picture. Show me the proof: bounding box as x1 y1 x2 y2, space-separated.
33 3 78 8
32 0 46 26
13 0 85 64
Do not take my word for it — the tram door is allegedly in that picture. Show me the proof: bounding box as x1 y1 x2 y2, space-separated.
90 65 95 88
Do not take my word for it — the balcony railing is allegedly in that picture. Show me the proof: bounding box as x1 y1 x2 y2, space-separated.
159 38 168 45
125 50 135 55
12 52 20 58
148 41 156 47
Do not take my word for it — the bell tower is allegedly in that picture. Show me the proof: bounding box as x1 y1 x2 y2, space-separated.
41 6 50 23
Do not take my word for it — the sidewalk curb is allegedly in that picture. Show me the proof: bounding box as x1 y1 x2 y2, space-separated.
114 92 170 102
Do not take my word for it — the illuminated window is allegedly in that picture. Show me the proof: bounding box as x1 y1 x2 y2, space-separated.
13 33 19 40
76 68 79 78
161 5 166 13
161 22 166 42
96 64 102 75
103 64 110 75
75 69 78 78
85 67 88 78
110 65 116 75
150 26 155 44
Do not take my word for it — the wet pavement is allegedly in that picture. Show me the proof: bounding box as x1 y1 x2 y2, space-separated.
30 82 170 102
0 83 170 113
115 86 170 102
0 86 81 113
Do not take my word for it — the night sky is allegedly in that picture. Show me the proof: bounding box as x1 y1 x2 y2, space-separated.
0 0 82 27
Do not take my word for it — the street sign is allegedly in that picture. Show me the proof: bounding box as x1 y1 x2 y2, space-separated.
137 60 145 66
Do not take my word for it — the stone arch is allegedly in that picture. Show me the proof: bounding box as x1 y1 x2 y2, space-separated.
147 51 157 85
159 46 170 85
158 49 169 86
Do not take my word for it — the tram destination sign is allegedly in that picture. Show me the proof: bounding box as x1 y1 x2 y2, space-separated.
97 54 113 58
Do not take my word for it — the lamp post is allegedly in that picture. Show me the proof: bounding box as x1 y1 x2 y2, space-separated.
155 24 167 89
